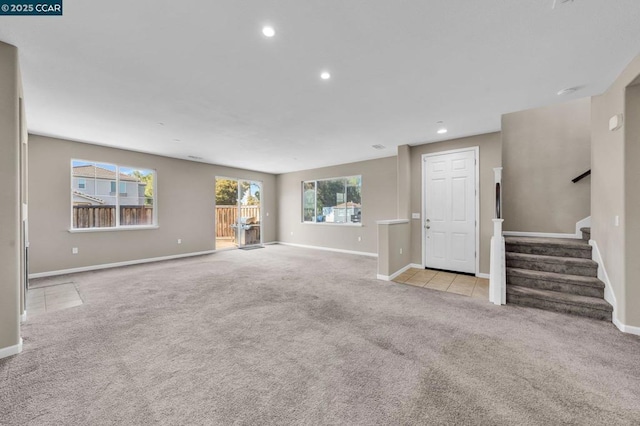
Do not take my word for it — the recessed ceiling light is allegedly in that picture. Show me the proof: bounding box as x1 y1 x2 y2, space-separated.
262 26 275 37
320 71 331 80
437 128 448 135
173 139 181 142
158 122 164 126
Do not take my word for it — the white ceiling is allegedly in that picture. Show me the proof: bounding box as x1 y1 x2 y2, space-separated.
1 0 639 174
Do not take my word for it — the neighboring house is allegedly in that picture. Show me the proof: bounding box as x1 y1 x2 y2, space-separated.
322 202 361 223
72 165 146 206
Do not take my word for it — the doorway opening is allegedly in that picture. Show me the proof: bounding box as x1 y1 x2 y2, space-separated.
215 177 262 250
422 147 479 275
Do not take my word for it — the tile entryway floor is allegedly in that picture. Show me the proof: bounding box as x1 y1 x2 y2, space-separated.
26 283 83 317
393 268 489 299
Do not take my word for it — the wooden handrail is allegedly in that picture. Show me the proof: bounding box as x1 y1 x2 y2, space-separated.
495 182 501 219
572 169 591 183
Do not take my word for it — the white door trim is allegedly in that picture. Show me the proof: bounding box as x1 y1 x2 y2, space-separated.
421 147 480 275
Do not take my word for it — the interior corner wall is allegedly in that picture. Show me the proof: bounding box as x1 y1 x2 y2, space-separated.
28 135 277 275
409 132 502 274
591 53 640 328
397 145 411 219
0 41 21 353
625 82 640 328
276 156 397 255
501 97 591 234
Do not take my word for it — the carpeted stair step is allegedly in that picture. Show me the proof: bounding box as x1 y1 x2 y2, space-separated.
506 268 604 298
506 252 597 277
581 227 591 241
505 236 592 259
506 285 612 321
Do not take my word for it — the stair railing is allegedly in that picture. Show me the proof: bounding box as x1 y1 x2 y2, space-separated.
490 167 506 305
571 169 591 183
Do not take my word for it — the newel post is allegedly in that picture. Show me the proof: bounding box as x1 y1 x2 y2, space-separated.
490 167 506 305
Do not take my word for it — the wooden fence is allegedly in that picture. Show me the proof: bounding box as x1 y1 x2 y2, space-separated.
215 205 260 238
73 205 153 228
73 205 258 234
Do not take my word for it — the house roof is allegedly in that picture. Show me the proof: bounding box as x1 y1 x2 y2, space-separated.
73 165 140 182
72 190 106 204
333 202 362 208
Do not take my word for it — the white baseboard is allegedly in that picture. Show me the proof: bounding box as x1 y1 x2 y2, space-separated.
613 318 640 336
589 239 617 311
276 242 378 258
379 263 489 280
377 264 412 281
575 216 591 237
0 338 22 360
20 311 27 322
589 239 640 336
504 217 591 240
503 231 580 239
29 250 217 279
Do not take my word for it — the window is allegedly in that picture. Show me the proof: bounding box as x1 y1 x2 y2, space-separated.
71 160 156 229
302 175 362 224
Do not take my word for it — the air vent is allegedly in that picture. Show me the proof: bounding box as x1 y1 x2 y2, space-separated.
552 0 574 9
187 155 203 160
371 144 386 150
557 86 583 96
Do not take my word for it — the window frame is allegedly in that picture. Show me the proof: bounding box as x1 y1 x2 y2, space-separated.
70 159 158 232
301 175 362 226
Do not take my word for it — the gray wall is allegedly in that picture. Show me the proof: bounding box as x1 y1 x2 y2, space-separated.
377 222 411 277
410 133 502 274
591 52 640 328
28 135 277 274
276 156 397 254
625 81 640 328
0 41 21 353
501 98 591 233
397 145 411 219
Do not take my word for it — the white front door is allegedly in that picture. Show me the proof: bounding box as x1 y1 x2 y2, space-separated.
423 149 477 274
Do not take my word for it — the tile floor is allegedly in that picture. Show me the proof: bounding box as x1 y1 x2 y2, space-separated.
26 283 83 317
392 268 489 299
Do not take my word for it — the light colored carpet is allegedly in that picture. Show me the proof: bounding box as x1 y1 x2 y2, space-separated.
1 245 639 425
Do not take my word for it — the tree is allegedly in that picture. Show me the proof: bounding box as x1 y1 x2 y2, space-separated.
245 194 260 206
316 179 346 211
133 171 154 205
216 179 239 206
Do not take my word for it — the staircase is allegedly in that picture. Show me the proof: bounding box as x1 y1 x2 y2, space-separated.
505 228 613 321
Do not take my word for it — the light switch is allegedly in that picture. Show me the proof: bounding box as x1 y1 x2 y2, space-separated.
412 213 420 219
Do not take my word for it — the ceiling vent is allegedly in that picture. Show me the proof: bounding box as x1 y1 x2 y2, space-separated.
187 155 204 160
371 144 386 150
552 0 574 9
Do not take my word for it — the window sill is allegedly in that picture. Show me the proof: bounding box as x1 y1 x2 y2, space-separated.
301 222 363 227
68 225 159 233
